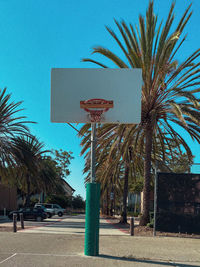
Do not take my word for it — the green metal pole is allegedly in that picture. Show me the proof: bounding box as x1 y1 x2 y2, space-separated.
84 182 100 256
95 183 100 255
84 123 100 256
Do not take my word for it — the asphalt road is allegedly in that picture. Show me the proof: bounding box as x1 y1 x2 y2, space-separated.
0 232 200 267
0 215 200 266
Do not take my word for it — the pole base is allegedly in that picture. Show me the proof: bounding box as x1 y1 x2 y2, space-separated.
84 182 100 256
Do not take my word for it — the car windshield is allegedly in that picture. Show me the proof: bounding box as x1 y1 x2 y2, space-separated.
33 208 42 212
45 204 52 208
24 208 31 212
53 204 61 209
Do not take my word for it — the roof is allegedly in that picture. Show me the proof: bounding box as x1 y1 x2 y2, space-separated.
61 179 75 193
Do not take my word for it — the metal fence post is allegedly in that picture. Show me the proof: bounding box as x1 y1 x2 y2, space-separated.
20 213 24 229
153 168 158 237
130 217 134 236
13 213 17 232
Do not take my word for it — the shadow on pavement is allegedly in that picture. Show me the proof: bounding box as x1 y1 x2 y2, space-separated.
43 221 118 229
36 215 121 230
99 254 199 267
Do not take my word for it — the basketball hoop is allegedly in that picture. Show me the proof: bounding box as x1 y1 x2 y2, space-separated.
80 98 114 122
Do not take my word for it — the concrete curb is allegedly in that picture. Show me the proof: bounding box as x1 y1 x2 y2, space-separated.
105 218 129 234
0 216 8 222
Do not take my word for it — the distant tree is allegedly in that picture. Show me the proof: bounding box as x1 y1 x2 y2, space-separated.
39 156 65 195
166 153 193 173
52 149 74 179
129 178 144 194
72 195 85 210
45 194 71 208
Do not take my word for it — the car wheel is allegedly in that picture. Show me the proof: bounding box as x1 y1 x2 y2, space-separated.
58 212 63 217
36 216 43 222
47 213 52 218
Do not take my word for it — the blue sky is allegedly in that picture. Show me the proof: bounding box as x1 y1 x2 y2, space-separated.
0 0 200 199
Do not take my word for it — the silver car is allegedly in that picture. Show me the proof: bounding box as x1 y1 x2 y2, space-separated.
34 203 65 218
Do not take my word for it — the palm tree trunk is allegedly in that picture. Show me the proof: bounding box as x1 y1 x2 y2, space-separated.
140 123 153 226
113 188 116 215
106 188 109 215
25 175 31 207
120 163 129 224
102 196 106 215
110 183 113 216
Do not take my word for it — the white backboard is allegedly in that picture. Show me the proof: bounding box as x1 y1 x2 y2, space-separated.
51 68 142 124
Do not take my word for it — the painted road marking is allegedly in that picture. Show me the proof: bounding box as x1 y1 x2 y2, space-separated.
0 252 80 258
0 253 17 264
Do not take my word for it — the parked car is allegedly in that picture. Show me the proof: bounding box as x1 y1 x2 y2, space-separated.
34 203 55 218
34 203 65 217
33 204 51 217
8 207 47 222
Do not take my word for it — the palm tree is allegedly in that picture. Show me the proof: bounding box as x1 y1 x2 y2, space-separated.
79 123 192 222
82 1 200 225
79 124 143 223
0 88 30 169
11 134 48 206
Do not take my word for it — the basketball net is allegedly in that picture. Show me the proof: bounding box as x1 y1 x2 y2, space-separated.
80 99 114 123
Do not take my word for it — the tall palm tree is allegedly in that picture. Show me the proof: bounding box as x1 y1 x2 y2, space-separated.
82 1 200 225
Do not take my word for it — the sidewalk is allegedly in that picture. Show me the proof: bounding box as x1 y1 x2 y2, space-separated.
15 215 130 235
